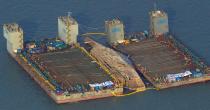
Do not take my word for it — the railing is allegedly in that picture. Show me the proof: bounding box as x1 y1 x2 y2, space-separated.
20 53 60 91
166 35 208 71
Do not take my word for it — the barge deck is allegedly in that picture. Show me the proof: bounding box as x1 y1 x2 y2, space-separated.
13 45 123 103
114 36 210 89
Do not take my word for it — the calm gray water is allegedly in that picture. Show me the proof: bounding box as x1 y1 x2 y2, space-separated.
1 0 210 110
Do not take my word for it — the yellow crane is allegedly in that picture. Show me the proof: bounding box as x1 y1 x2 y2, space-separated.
19 29 23 49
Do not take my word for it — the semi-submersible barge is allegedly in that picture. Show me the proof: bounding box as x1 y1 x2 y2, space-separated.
3 9 210 103
3 16 145 103
111 10 210 89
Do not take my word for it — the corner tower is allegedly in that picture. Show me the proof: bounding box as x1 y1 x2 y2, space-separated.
58 16 79 45
105 19 124 44
149 10 169 36
3 23 23 56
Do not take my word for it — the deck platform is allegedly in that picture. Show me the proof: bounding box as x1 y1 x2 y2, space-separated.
115 37 210 89
12 46 123 103
32 47 113 91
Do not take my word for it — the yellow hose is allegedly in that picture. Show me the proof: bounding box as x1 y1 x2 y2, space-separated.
112 87 156 97
81 32 106 36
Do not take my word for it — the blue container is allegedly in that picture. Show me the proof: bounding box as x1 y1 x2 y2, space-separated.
17 49 22 53
191 70 203 78
194 73 203 78
176 77 181 81
143 30 149 37
55 88 63 95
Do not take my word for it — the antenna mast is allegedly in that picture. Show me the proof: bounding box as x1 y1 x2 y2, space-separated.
154 1 157 11
67 11 72 17
153 0 157 11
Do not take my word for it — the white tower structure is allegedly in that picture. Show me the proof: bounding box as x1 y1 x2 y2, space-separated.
105 19 125 44
150 10 169 36
58 15 79 45
3 23 23 56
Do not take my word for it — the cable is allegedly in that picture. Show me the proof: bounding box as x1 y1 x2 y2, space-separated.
79 24 104 30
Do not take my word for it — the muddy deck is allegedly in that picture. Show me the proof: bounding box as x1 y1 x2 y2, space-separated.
33 47 112 90
117 38 186 75
115 37 210 89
